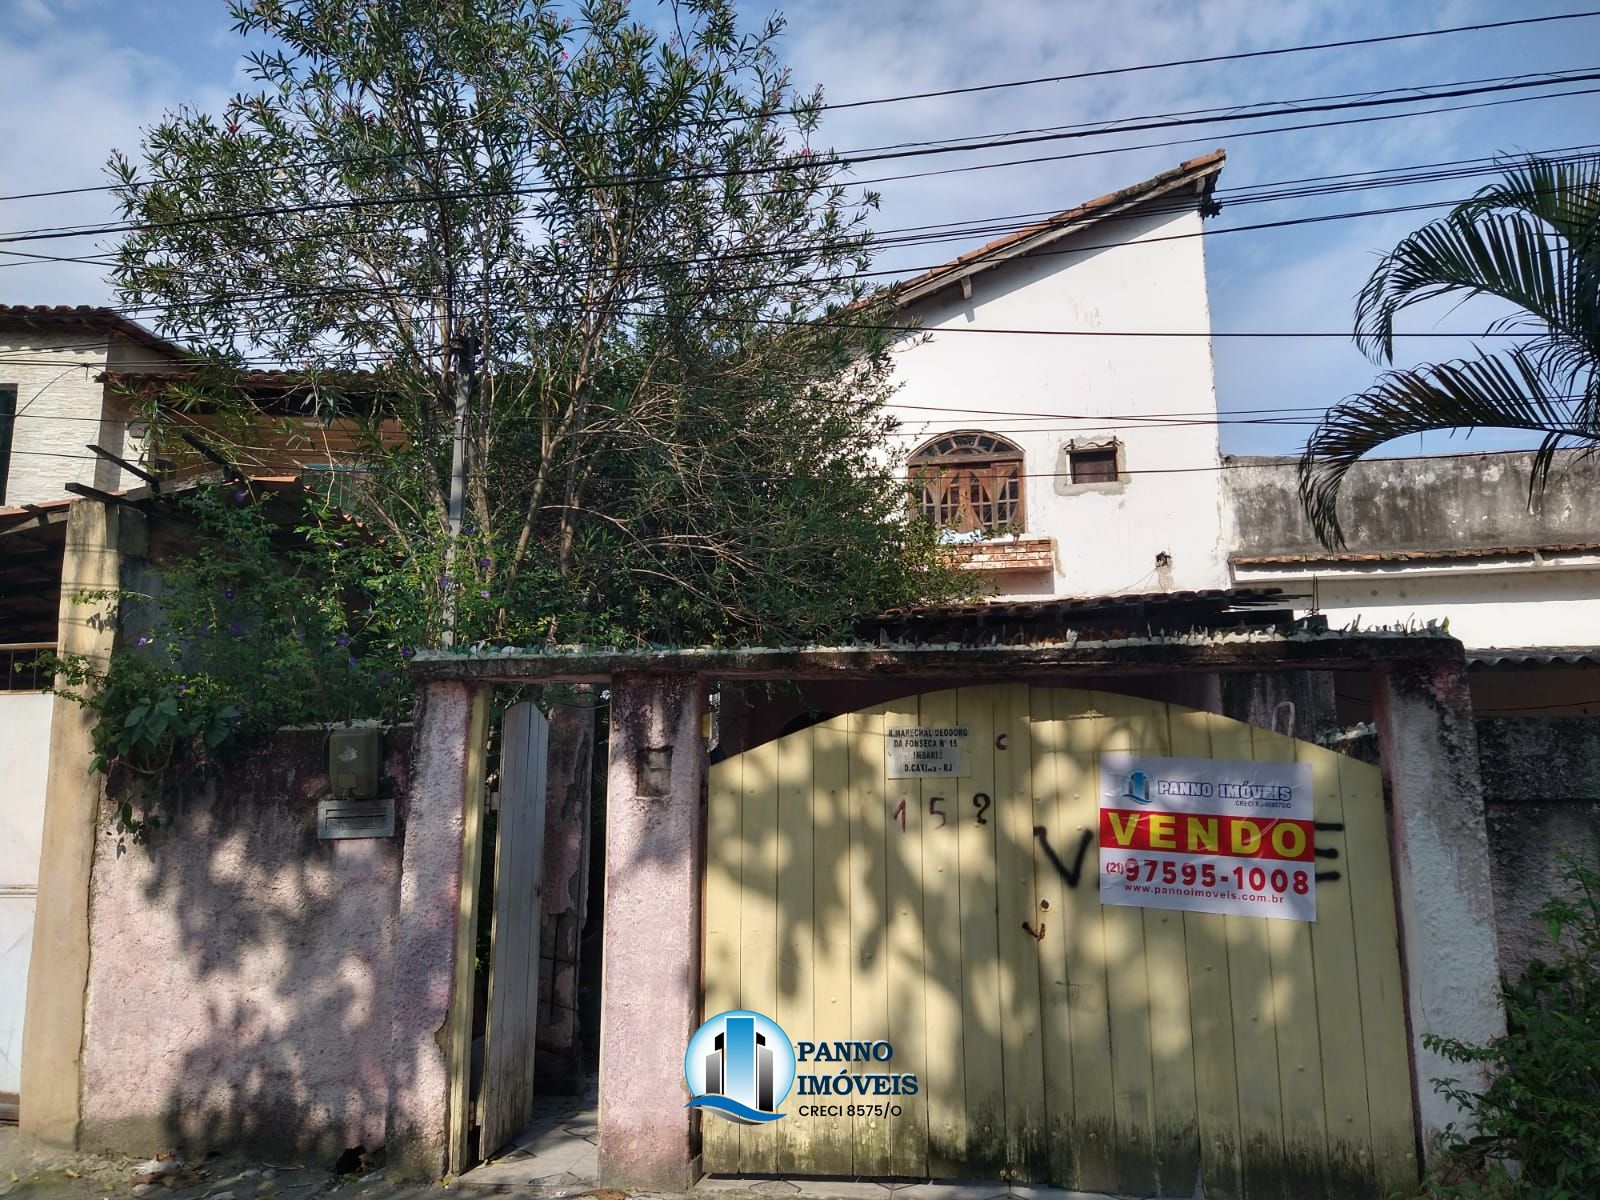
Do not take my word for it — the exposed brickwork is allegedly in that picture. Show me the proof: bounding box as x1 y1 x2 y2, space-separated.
939 536 1055 573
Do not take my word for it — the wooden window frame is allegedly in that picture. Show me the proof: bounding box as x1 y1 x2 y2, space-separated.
909 430 1026 536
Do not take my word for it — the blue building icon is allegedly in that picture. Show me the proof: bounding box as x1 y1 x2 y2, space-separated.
685 1010 794 1124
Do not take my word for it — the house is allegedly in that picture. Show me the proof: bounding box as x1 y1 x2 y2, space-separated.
891 151 1229 600
1223 449 1600 718
720 152 1233 750
0 305 189 507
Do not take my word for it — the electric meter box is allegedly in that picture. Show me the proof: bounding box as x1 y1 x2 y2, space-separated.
328 726 382 799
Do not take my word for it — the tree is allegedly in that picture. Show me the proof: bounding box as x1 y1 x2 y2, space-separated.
110 0 962 651
1298 155 1600 547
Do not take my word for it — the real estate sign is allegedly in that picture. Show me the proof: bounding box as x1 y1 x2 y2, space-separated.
1098 752 1316 921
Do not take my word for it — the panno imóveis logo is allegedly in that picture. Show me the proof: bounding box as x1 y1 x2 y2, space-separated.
684 1010 796 1124
1121 768 1153 806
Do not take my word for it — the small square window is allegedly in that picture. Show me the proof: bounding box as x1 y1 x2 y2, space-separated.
1068 446 1118 484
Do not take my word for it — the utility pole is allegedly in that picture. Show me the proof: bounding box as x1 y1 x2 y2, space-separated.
442 331 478 648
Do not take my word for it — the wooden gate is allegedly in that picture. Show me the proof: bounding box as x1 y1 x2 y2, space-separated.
702 686 1416 1199
478 701 549 1160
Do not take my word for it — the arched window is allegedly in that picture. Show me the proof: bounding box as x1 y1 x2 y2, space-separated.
909 430 1024 534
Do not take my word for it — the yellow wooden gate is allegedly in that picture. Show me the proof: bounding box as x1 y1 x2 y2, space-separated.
702 686 1416 1199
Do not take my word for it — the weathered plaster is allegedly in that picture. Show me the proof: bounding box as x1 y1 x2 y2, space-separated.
1373 658 1506 1157
597 672 706 1191
385 682 478 1180
1225 451 1600 650
1477 716 1600 980
78 732 411 1159
20 500 126 1147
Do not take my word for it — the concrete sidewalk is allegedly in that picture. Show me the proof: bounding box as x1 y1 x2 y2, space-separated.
0 1127 1162 1200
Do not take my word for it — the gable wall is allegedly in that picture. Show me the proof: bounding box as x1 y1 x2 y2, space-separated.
889 203 1229 597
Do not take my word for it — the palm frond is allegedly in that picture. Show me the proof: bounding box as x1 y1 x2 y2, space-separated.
1298 346 1599 547
1354 154 1600 366
1356 207 1576 363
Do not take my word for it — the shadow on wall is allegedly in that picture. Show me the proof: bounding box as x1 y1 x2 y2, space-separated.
697 684 1416 1200
77 729 412 1162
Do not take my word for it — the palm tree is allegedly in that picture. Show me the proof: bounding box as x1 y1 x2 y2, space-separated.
1298 155 1600 546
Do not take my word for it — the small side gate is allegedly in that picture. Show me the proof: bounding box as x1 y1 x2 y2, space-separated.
702 685 1416 1199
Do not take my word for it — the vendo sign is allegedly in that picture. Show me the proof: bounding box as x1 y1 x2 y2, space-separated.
1097 752 1316 922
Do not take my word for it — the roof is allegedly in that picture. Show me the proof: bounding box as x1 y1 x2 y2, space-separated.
863 586 1300 642
890 150 1226 308
0 304 191 361
0 475 364 644
1468 647 1600 669
1231 541 1600 568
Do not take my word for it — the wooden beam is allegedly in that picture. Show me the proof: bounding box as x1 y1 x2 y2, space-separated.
178 430 244 481
88 443 162 490
63 482 144 509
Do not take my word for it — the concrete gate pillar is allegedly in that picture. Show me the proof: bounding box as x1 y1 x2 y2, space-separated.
1372 655 1505 1160
386 679 487 1179
598 671 706 1191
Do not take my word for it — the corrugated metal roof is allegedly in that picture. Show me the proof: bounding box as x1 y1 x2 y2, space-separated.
876 588 1286 624
1232 542 1600 566
1468 647 1600 668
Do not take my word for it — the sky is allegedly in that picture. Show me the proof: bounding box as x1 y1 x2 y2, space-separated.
2 0 1597 456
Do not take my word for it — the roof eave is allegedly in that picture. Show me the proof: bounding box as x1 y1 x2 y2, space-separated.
891 150 1225 310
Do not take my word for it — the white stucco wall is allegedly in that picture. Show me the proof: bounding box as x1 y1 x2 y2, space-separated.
0 691 53 1097
889 203 1229 598
1234 559 1600 649
0 331 171 507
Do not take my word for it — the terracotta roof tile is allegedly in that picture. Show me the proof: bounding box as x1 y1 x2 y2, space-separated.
0 304 191 361
890 150 1226 306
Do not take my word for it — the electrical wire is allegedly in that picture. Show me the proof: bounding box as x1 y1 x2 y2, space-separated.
2 67 1596 248
4 9 1595 205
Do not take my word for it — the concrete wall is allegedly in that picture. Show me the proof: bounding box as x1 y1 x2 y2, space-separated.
1224 451 1600 650
0 691 52 1102
890 203 1229 598
1226 449 1600 556
1477 716 1600 981
77 729 411 1160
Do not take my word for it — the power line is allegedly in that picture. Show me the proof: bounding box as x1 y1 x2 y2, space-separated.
4 443 1568 479
817 10 1600 113
2 68 1595 248
4 10 1594 206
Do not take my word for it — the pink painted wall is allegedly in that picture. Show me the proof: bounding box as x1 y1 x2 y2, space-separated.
79 729 412 1160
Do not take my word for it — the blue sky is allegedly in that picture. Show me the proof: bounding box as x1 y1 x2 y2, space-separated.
2 0 1597 456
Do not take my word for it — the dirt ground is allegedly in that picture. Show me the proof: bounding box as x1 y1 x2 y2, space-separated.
0 1128 438 1200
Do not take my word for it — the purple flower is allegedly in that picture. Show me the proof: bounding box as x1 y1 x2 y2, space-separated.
136 635 152 648
223 588 236 601
438 575 454 591
400 646 415 659
477 556 491 569
347 656 359 669
176 683 190 694
227 621 244 637
232 488 248 506
335 633 351 647
479 589 490 600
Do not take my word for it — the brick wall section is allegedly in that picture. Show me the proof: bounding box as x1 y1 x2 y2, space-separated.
940 536 1055 573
